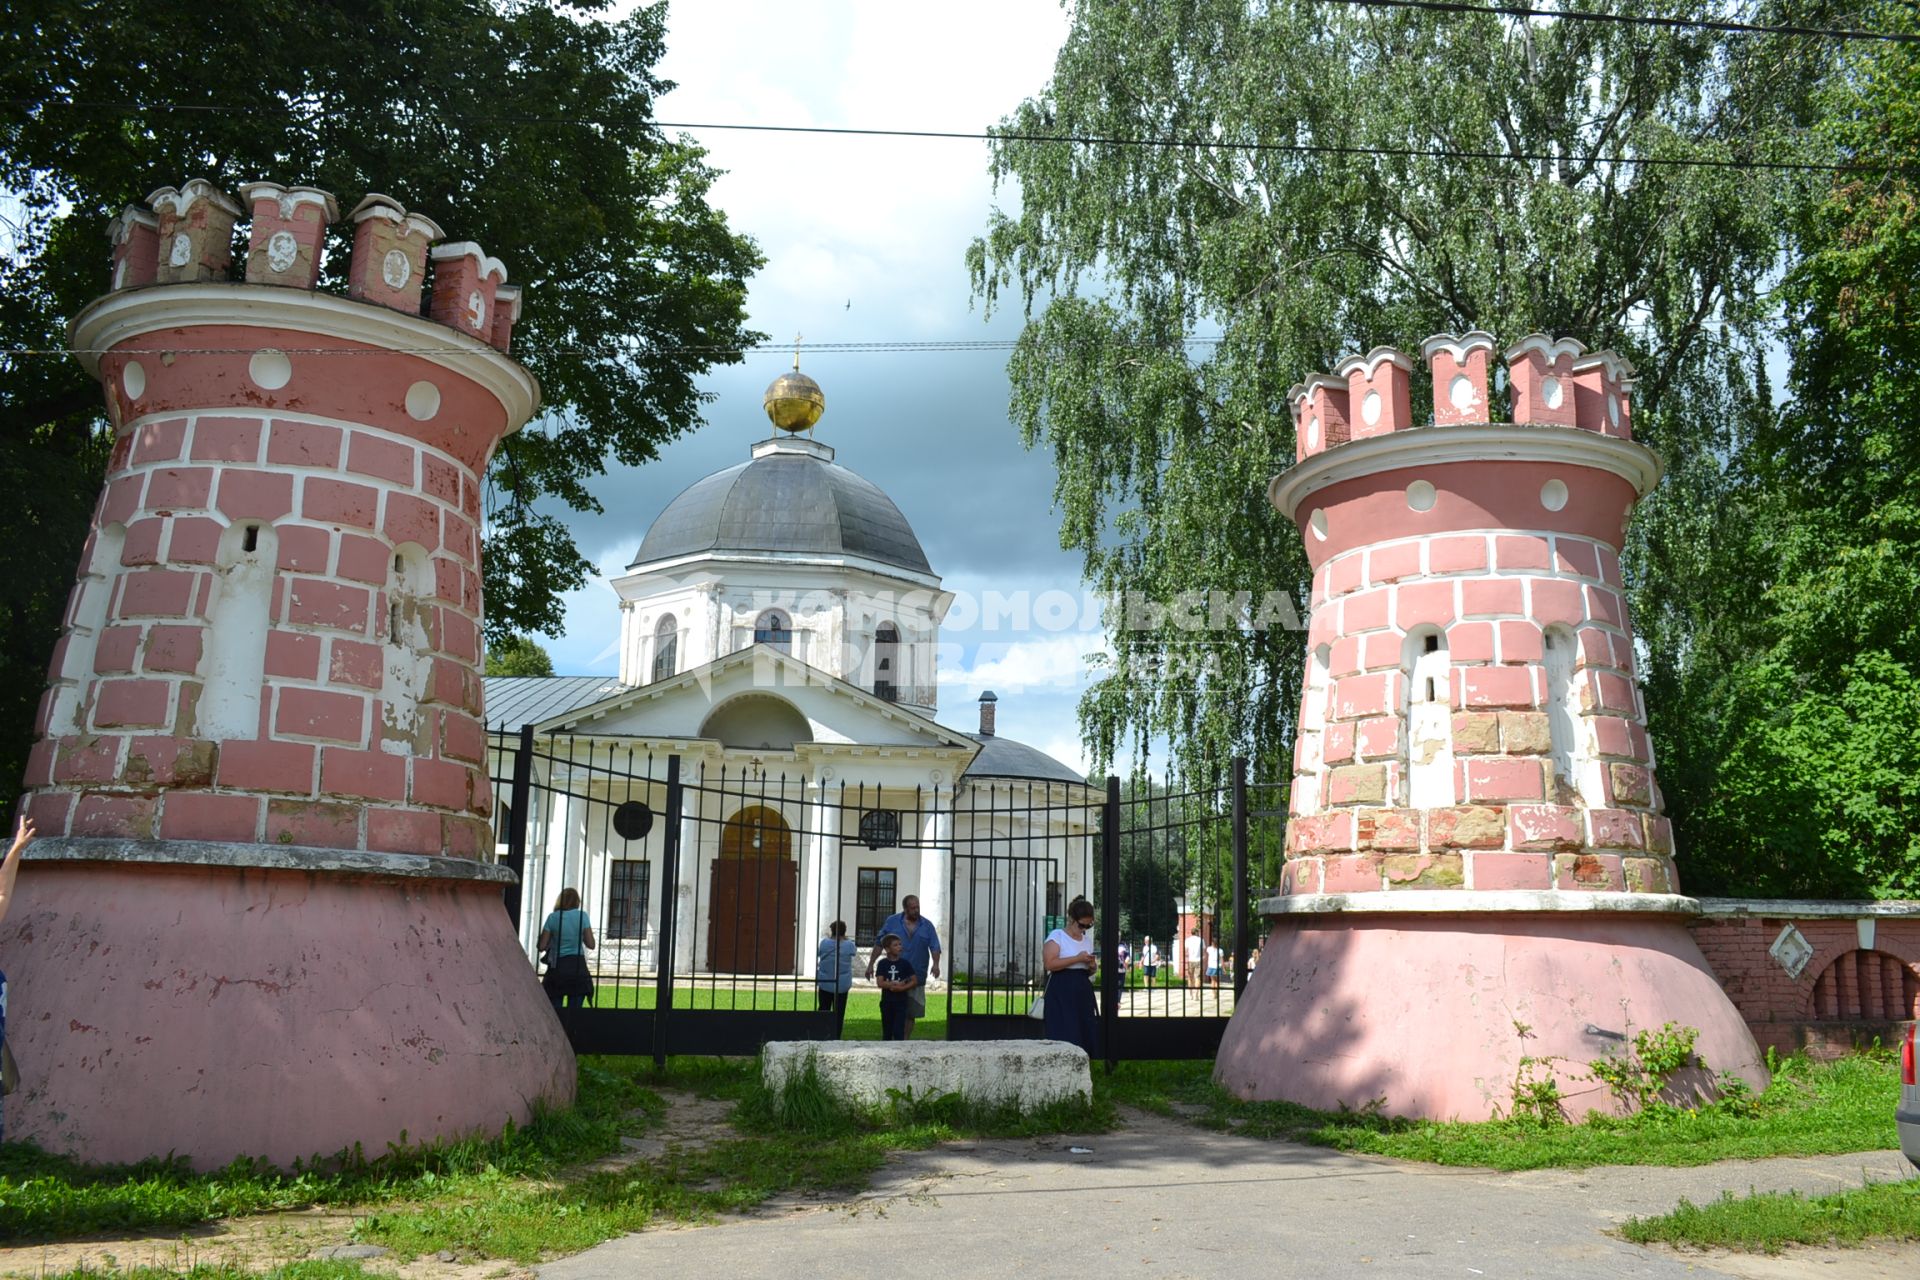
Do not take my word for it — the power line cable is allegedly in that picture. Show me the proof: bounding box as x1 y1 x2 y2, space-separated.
1336 0 1920 42
5 100 1894 175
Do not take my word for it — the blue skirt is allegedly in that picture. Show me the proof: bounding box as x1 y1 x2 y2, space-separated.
1042 966 1099 1056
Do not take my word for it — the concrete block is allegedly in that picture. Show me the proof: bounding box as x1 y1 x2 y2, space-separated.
762 1040 1091 1112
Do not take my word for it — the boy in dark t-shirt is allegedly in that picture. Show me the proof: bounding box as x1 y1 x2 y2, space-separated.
874 933 919 1041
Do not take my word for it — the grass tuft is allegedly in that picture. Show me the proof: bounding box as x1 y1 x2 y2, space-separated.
1621 1178 1920 1252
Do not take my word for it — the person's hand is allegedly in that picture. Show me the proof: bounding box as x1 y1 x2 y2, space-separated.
9 815 36 855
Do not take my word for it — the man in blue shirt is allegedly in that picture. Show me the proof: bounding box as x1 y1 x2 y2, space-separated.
865 894 941 1040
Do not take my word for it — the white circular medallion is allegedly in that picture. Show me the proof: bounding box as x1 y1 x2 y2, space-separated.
1361 390 1382 427
1607 393 1621 429
1306 415 1321 449
1406 479 1437 512
248 349 292 391
382 248 412 289
168 232 191 267
467 290 487 331
405 380 443 421
1541 375 1564 410
1541 478 1570 512
1309 509 1329 542
122 360 147 400
266 230 298 273
1448 374 1475 413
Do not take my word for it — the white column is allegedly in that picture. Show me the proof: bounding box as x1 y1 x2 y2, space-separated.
674 759 702 974
918 787 952 987
799 776 826 979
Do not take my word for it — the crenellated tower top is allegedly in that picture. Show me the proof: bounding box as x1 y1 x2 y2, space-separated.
101 178 522 355
1288 331 1637 465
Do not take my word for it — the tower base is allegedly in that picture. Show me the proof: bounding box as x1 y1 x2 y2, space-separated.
1 841 574 1170
1216 892 1765 1121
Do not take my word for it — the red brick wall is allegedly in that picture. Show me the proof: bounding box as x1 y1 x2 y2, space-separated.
1688 908 1920 1058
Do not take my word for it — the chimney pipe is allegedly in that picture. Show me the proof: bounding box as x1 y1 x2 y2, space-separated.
978 689 997 737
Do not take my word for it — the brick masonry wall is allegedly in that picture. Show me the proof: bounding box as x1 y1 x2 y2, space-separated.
1689 910 1920 1057
24 227 529 860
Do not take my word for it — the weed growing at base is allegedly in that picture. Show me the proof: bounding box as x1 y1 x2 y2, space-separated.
1101 1050 1900 1171
1621 1178 1920 1252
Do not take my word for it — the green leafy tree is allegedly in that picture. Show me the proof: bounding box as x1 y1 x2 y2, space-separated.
969 2 1839 810
0 0 761 810
1663 3 1920 897
484 634 556 678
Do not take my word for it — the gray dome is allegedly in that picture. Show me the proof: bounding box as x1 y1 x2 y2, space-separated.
630 437 931 575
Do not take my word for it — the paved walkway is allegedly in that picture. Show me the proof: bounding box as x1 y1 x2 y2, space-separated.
541 1111 1916 1280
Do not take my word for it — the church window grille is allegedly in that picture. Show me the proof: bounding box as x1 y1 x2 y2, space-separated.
874 623 899 701
858 808 902 850
652 614 678 682
754 609 792 653
606 860 651 941
856 867 897 945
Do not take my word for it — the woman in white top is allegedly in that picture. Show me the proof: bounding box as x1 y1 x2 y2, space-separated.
1041 896 1100 1055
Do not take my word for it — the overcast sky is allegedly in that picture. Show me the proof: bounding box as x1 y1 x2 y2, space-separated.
545 1 1102 774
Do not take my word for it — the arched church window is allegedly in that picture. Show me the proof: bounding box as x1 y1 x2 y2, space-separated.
754 609 792 653
874 623 899 702
652 613 678 682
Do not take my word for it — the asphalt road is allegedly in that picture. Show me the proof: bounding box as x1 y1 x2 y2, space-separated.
541 1111 1916 1280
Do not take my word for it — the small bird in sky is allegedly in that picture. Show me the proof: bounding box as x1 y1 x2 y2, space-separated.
845 299 851 310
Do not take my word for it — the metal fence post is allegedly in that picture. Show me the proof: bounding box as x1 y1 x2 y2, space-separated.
1231 756 1250 999
652 754 683 1067
1101 774 1121 1072
503 724 535 926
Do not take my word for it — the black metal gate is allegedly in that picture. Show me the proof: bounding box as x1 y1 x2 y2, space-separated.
491 727 1284 1063
945 759 1288 1065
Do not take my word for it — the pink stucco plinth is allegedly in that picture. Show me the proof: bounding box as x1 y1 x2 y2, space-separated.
0 849 574 1170
1216 905 1766 1121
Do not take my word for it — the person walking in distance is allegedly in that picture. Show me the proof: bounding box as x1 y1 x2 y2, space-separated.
865 894 941 1040
1140 935 1160 987
1205 939 1223 989
873 933 919 1042
1184 929 1204 985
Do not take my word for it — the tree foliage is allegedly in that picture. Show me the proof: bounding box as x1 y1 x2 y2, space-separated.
1656 2 1920 897
972 1 1842 787
0 0 760 810
484 633 556 679
966 2 1920 896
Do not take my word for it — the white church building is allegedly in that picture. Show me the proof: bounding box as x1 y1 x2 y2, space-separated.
484 367 1095 986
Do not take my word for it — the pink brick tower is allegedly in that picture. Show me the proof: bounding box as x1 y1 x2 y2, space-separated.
1216 332 1764 1120
2 178 571 1168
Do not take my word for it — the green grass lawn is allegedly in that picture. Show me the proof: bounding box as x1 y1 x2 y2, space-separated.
1103 1051 1903 1171
1621 1178 1920 1252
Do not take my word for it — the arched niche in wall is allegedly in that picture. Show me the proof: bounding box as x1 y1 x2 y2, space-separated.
383 543 434 742
1402 626 1453 809
698 692 812 751
1809 948 1920 1022
196 520 278 741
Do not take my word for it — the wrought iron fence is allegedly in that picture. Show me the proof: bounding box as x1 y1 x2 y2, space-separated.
488 725 1282 1063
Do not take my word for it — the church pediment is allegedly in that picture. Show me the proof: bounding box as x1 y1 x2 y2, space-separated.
532 645 977 754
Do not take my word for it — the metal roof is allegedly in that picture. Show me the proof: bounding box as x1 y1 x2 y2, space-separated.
960 733 1089 786
629 440 932 575
482 675 627 730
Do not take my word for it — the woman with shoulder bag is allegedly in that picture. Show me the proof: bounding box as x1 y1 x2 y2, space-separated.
538 887 596 1011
